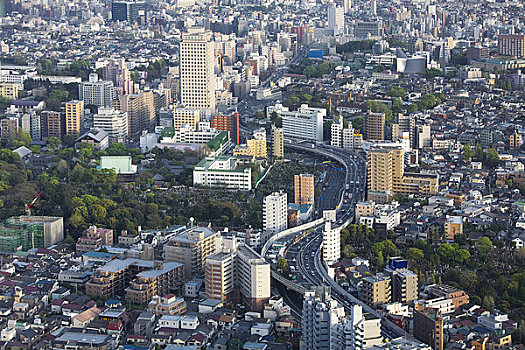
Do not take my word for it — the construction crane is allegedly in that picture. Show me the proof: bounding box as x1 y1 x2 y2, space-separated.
25 191 42 216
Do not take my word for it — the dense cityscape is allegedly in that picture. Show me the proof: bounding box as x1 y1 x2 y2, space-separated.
0 0 524 349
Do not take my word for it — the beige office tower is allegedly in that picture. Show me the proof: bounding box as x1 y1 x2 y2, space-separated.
271 126 284 158
294 174 315 205
65 100 84 137
180 28 216 111
119 91 155 139
364 111 385 141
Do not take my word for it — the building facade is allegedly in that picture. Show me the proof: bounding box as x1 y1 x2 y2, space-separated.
193 156 252 191
180 28 216 111
65 100 85 137
263 191 288 241
267 103 325 142
93 108 128 143
294 173 315 205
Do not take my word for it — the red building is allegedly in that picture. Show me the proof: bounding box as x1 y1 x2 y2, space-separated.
210 112 239 144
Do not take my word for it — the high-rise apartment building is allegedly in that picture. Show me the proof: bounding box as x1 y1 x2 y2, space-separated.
364 111 385 141
65 100 84 137
331 118 361 149
497 34 525 58
509 133 523 149
267 104 325 142
414 308 444 350
302 287 382 349
243 128 267 159
271 126 284 158
302 287 346 350
112 0 147 25
384 257 418 304
93 108 129 144
205 237 270 311
294 173 315 205
164 226 219 280
210 113 239 144
322 220 341 265
327 4 344 36
119 91 155 139
180 28 216 111
40 111 64 140
361 273 392 307
263 191 288 241
0 117 18 141
79 74 115 108
367 145 438 203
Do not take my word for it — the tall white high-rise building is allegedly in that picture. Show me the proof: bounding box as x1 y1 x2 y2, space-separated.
344 0 352 13
79 74 115 108
331 118 343 147
180 28 216 111
302 287 346 350
323 220 341 265
267 104 325 142
263 191 288 241
303 287 383 349
371 0 377 16
328 4 345 36
93 108 129 143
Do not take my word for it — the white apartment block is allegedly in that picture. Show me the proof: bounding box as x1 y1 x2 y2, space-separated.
180 28 216 111
267 104 325 142
160 122 219 144
331 118 361 150
205 238 270 311
237 244 271 311
93 108 129 143
302 287 346 350
323 220 341 265
193 156 252 191
79 74 115 108
263 191 288 241
331 119 343 147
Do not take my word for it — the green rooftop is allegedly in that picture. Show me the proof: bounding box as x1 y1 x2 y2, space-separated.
207 131 229 152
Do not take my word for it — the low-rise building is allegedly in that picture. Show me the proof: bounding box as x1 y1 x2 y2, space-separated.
193 156 252 191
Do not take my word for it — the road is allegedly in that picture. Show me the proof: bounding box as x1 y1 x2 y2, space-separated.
266 142 414 340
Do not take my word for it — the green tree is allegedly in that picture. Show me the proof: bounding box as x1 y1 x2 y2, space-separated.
406 247 424 260
407 103 418 114
476 237 494 255
485 148 500 168
392 98 403 114
463 143 473 163
277 257 288 273
303 65 317 77
10 129 32 148
475 143 484 161
387 86 406 99
352 117 364 131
